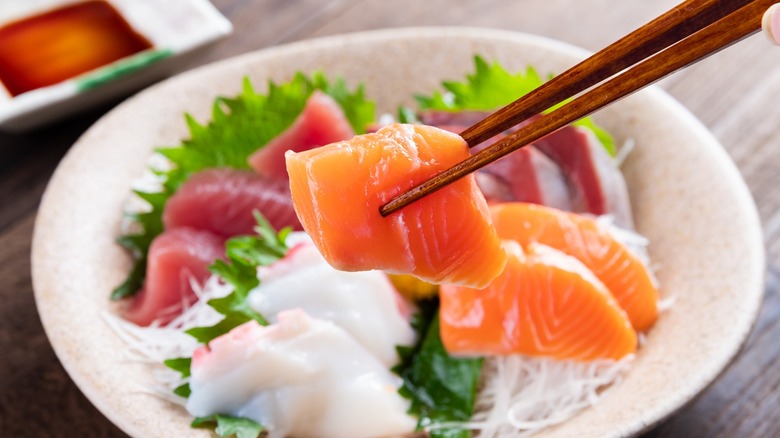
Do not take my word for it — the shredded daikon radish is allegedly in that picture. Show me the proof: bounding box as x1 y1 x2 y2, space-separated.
102 275 233 403
432 355 633 437
614 138 635 168
595 214 652 267
120 153 172 234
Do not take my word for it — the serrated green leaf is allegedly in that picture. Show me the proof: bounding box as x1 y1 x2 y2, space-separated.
396 307 482 437
415 55 615 155
112 73 374 300
173 383 191 398
183 213 287 344
192 415 264 438
110 256 146 300
164 357 192 378
131 190 168 210
185 311 255 344
397 106 421 124
392 298 438 375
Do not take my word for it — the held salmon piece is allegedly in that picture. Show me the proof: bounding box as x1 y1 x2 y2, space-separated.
124 227 225 326
440 242 637 361
163 168 302 236
248 91 355 180
286 123 506 288
491 203 658 331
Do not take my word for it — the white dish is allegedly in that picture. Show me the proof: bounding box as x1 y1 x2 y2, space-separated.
31 27 764 437
0 0 231 131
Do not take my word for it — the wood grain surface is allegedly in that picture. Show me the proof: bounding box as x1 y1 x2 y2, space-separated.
1 0 779 436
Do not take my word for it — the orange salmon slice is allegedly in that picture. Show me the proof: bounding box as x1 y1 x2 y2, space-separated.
440 242 637 361
490 203 658 331
286 123 506 288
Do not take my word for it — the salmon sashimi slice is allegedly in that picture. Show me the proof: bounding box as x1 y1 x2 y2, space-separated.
440 242 637 361
490 203 658 331
286 123 506 288
124 227 225 326
248 91 355 180
163 168 302 237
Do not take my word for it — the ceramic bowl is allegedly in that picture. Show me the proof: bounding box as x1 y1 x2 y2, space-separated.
31 27 764 437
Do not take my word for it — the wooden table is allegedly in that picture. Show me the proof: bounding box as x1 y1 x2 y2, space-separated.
2 0 778 436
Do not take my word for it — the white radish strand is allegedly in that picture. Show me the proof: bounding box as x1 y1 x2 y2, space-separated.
102 275 233 404
430 354 633 437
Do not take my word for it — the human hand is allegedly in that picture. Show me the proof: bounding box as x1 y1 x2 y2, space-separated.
763 4 780 45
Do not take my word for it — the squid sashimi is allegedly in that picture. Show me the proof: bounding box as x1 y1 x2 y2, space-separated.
124 228 224 326
163 168 301 236
247 236 416 366
491 203 658 331
286 123 506 288
440 242 637 361
534 125 635 229
187 310 416 438
248 91 355 180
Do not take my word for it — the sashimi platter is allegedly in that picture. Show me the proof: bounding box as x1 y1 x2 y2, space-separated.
32 29 764 438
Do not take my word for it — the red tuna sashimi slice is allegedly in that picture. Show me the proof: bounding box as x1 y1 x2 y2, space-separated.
124 228 225 326
248 91 355 180
423 111 631 227
432 122 572 210
163 168 302 237
476 146 572 210
419 110 490 127
534 125 635 229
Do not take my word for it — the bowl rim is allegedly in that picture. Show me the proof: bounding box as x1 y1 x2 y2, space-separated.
32 26 765 438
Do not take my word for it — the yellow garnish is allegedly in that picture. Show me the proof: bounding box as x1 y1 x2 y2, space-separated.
388 274 439 300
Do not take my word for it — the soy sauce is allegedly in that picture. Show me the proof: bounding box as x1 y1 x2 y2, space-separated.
0 1 152 97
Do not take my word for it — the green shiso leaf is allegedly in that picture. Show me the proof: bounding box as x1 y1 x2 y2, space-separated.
415 55 615 155
393 298 438 376
397 105 421 124
192 415 264 438
397 309 483 438
416 56 542 111
173 383 191 398
164 357 192 398
112 73 374 300
163 357 191 378
185 213 288 345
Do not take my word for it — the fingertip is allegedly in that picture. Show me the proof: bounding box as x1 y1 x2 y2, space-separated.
762 4 780 46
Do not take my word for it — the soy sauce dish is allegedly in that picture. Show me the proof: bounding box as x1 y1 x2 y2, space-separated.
0 0 230 131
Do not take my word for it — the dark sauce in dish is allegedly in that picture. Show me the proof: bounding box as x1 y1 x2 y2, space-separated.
0 0 152 97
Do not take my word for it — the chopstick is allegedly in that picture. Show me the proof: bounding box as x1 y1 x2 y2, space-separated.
459 0 753 147
380 0 773 217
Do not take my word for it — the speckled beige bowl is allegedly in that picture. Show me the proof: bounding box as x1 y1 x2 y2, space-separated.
32 28 764 438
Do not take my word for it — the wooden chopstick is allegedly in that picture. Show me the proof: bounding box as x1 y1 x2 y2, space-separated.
380 0 773 217
460 0 753 147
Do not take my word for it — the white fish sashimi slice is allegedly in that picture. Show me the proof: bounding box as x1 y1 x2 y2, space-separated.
186 309 416 438
249 235 416 367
